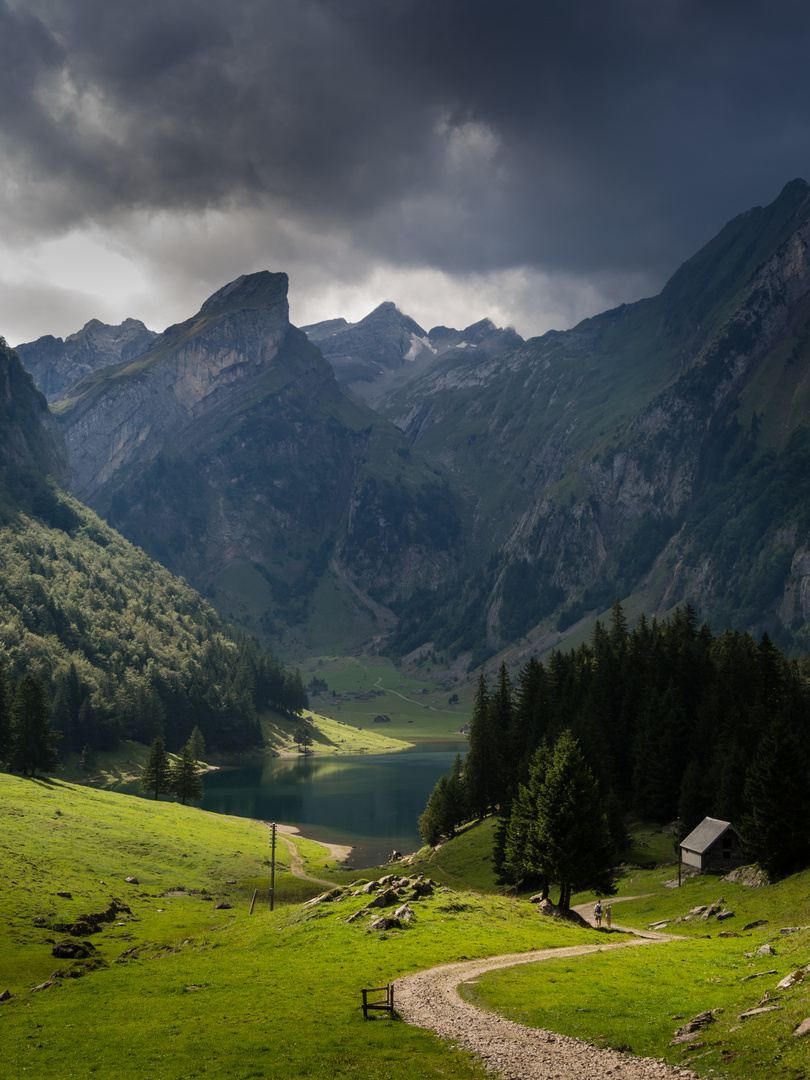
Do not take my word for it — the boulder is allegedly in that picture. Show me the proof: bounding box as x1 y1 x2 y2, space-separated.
367 888 400 909
394 904 416 923
0 990 11 1002
56 891 72 899
776 970 805 991
125 876 139 884
740 1005 782 1019
716 910 735 921
671 1010 716 1045
532 899 590 926
793 1017 810 1038
52 940 96 959
742 919 768 931
213 902 234 910
409 880 434 899
368 915 401 932
755 943 776 956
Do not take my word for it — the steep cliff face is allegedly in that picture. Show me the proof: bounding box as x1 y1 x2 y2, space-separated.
56 273 293 502
383 179 810 660
54 273 469 655
0 338 69 493
17 318 157 402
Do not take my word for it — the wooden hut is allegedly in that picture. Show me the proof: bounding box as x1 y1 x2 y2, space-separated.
680 817 746 873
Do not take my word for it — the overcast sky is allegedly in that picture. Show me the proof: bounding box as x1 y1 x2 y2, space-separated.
1 0 809 346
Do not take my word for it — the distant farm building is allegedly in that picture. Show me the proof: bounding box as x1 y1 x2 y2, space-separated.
680 817 746 873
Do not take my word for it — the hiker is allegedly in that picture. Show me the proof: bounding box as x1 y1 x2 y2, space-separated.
605 903 612 928
594 900 602 927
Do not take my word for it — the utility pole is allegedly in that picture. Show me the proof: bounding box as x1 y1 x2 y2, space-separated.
270 822 276 911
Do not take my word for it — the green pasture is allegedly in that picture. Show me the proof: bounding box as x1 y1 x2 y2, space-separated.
1 773 599 1080
297 656 471 743
4 772 810 1080
463 863 810 1079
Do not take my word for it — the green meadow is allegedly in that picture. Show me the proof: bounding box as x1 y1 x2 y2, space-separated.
3 772 810 1080
462 867 810 1079
296 656 471 742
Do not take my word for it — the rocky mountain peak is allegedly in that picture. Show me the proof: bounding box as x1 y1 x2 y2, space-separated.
17 317 158 402
198 270 289 317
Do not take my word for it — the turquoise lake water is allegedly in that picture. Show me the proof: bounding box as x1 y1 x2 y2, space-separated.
200 742 464 868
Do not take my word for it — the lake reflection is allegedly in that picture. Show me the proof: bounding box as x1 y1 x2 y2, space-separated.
201 743 464 868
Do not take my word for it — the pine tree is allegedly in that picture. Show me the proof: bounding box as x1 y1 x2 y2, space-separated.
187 725 206 761
534 730 615 909
8 673 60 777
742 717 810 878
463 674 492 819
500 741 552 893
140 736 171 800
0 661 9 764
170 743 204 805
445 752 468 833
418 775 451 846
418 755 468 846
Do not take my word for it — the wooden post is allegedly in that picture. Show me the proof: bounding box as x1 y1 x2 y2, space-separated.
249 889 258 915
270 822 276 911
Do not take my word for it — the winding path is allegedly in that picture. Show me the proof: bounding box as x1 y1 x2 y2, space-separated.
395 902 698 1080
273 823 351 888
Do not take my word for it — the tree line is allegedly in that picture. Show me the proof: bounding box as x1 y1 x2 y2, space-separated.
0 506 309 759
420 603 810 890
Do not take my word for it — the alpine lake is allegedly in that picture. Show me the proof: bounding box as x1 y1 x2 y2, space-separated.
201 742 464 868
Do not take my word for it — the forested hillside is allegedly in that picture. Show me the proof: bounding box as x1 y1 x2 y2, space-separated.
422 603 810 885
0 338 305 764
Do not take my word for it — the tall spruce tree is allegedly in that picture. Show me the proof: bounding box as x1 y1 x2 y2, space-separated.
187 725 206 761
742 717 810 878
140 736 171 800
9 673 59 777
170 743 204 805
534 730 615 909
500 741 552 894
464 674 492 819
0 661 9 764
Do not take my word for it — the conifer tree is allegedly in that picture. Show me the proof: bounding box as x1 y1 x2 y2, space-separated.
534 730 615 909
0 661 9 764
418 775 451 846
500 741 552 894
140 736 171 800
170 742 204 805
742 717 810 878
464 674 492 818
8 673 59 776
187 725 206 761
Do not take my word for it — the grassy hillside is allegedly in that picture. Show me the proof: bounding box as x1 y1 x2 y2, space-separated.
5 775 810 1079
0 774 599 1080
464 865 810 1080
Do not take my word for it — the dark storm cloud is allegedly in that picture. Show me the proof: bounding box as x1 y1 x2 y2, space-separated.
3 0 810 284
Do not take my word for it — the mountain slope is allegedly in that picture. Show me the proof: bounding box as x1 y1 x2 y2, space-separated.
0 338 300 756
379 179 810 661
53 274 471 656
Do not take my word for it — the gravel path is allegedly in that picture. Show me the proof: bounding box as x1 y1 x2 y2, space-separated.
395 910 699 1080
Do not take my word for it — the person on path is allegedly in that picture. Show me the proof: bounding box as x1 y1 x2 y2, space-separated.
594 900 602 927
605 903 612 928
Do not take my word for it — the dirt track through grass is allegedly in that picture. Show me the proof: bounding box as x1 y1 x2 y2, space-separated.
395 902 697 1080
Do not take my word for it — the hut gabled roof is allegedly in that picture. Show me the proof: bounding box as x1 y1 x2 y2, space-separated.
680 816 741 854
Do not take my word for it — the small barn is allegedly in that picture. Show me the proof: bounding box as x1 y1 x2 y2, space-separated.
680 817 746 873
